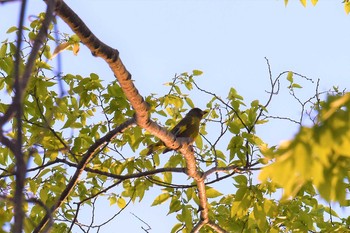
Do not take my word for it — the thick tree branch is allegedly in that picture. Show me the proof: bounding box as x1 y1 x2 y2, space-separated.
44 0 224 231
49 0 186 151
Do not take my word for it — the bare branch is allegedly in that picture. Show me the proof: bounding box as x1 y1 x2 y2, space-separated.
131 212 152 232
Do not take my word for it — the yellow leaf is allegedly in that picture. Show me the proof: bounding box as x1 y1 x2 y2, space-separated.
109 196 117 206
73 43 80 55
206 186 223 198
51 42 70 59
284 0 288 7
117 197 127 208
345 2 350 14
323 93 350 120
300 0 306 7
311 0 318 6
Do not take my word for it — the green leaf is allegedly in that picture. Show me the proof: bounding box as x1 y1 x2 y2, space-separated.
164 172 172 184
168 197 182 214
234 175 247 186
182 205 193 229
174 85 182 94
40 188 49 203
171 223 183 233
153 153 160 166
184 81 193 90
151 193 170 206
0 43 7 59
253 203 268 231
287 71 293 83
206 186 223 198
6 26 18 33
90 73 100 80
192 69 203 76
185 97 194 108
215 149 226 161
251 99 259 107
292 83 302 88
109 196 117 206
185 188 193 201
195 134 203 150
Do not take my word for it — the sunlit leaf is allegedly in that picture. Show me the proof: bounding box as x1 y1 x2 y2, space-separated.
286 71 293 83
345 2 350 14
292 83 302 88
170 223 183 233
117 197 127 209
192 69 203 76
73 43 80 55
151 193 170 206
51 42 70 59
206 186 223 198
6 26 18 33
185 97 194 108
0 43 7 59
109 196 117 206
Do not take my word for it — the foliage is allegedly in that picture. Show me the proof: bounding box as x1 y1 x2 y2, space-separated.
285 0 350 14
0 4 349 233
260 93 350 204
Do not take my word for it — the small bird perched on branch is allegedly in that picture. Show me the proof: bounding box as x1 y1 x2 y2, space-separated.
146 108 207 155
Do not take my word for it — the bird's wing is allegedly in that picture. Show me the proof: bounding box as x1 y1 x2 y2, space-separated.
170 119 188 136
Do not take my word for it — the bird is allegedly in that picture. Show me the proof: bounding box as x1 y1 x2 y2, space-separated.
146 108 207 155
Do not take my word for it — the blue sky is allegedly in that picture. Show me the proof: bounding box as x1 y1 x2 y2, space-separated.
1 0 350 232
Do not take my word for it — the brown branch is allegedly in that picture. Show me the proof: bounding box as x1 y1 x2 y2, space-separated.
0 134 16 154
193 220 228 233
207 220 228 233
0 156 186 180
203 165 240 179
58 158 186 179
45 0 224 231
33 118 135 232
49 0 189 151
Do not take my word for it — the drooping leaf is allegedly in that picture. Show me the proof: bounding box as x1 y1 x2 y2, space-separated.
51 42 70 59
311 0 318 6
151 193 171 206
287 71 293 82
345 2 350 14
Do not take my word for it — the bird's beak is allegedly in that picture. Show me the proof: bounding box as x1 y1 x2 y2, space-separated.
202 110 208 116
